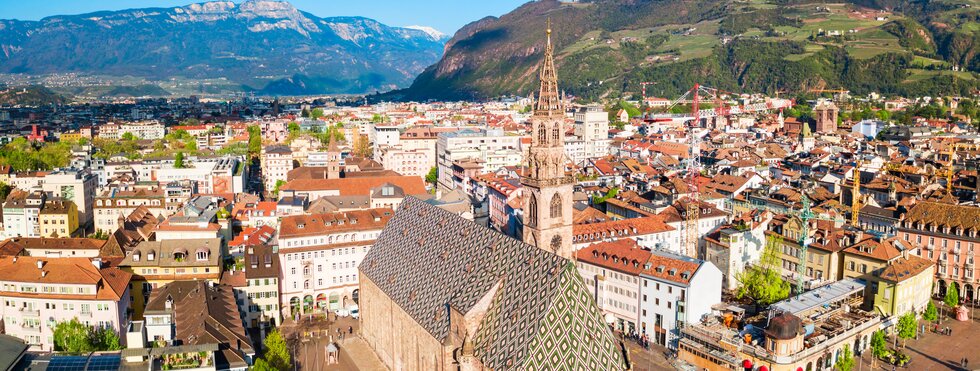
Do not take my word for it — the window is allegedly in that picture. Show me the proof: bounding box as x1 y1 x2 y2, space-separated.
550 194 562 219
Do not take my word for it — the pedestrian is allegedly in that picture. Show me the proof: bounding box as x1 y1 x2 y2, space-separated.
966 358 969 369
348 326 353 334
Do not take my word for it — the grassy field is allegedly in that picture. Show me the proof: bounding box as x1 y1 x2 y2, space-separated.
905 69 977 82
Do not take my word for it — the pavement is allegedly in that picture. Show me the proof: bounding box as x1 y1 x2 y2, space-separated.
281 313 386 371
623 339 674 371
857 300 978 371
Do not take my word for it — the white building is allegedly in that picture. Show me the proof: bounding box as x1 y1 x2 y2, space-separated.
704 212 773 291
638 250 722 349
118 121 166 140
852 119 888 138
572 105 611 163
2 190 45 239
262 145 293 194
0 256 131 351
436 129 523 191
277 208 394 316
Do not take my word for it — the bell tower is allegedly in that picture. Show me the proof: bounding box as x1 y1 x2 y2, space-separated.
522 21 574 259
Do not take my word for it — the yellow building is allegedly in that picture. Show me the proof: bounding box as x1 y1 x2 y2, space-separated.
767 215 849 287
870 253 934 317
59 132 86 143
39 198 79 238
117 238 223 319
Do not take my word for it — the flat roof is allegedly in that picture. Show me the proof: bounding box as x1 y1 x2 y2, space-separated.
770 278 866 316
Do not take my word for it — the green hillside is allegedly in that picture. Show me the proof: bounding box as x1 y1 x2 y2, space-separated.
393 0 980 101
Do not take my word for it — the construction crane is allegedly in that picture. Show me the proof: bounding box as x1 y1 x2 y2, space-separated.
685 84 702 259
851 159 862 227
937 142 980 194
742 192 846 295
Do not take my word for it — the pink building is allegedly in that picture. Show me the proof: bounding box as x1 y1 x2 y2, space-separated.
0 256 132 351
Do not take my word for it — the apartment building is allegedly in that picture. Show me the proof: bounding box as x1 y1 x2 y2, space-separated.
0 256 131 351
118 239 223 319
277 208 393 316
435 128 522 191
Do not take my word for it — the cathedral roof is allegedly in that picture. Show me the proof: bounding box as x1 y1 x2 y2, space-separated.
359 196 626 370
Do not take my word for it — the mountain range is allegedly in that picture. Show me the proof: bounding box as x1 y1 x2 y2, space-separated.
394 0 980 101
0 0 447 95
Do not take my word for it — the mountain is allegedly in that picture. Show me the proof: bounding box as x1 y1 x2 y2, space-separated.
395 0 980 101
0 0 446 95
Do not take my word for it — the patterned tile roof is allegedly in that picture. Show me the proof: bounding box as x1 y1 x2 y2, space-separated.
360 196 626 370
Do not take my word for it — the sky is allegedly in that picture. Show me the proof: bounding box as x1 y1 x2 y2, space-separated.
0 0 528 34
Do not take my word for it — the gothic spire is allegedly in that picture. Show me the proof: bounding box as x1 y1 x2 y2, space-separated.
534 19 562 116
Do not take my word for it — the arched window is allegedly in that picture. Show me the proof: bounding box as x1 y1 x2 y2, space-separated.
550 194 562 219
537 123 547 144
551 123 560 144
527 194 537 227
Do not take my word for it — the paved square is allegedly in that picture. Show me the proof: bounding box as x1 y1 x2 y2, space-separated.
858 301 977 371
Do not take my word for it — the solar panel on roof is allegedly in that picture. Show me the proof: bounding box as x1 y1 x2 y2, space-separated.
86 354 121 371
46 356 88 371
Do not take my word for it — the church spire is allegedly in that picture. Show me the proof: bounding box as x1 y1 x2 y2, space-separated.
535 18 562 116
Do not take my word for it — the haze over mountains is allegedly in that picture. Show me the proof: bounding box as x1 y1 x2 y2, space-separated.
0 0 447 95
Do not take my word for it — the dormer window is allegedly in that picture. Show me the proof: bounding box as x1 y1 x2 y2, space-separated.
132 251 141 262
656 265 665 273
297 223 305 229
669 268 677 276
147 250 155 261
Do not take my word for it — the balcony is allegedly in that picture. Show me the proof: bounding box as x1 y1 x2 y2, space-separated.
20 325 41 333
19 308 40 317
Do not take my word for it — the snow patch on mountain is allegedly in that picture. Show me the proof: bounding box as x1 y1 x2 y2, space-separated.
404 25 446 41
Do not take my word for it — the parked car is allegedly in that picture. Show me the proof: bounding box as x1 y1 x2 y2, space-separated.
350 308 359 319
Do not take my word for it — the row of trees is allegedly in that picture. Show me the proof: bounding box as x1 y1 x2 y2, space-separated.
52 318 122 353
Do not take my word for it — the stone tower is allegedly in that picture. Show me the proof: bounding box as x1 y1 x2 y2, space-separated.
522 21 574 260
326 135 342 179
814 100 839 133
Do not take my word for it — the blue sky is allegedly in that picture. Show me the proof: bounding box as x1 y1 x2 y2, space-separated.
0 0 528 34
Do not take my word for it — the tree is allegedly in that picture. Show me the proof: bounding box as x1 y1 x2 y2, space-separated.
251 358 276 371
425 167 438 185
945 282 960 309
870 330 887 367
735 235 791 306
897 312 917 348
174 152 186 169
352 134 372 158
310 108 324 120
247 126 262 159
923 300 938 321
272 180 287 198
262 329 291 371
835 344 854 371
91 326 122 351
287 122 300 133
121 132 136 141
0 182 11 201
53 318 94 353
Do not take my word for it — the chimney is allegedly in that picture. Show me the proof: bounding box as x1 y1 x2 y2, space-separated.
41 270 47 278
36 260 43 270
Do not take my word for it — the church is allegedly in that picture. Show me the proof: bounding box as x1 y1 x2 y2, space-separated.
357 24 629 370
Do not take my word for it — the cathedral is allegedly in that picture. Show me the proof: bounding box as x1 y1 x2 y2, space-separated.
357 25 628 371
